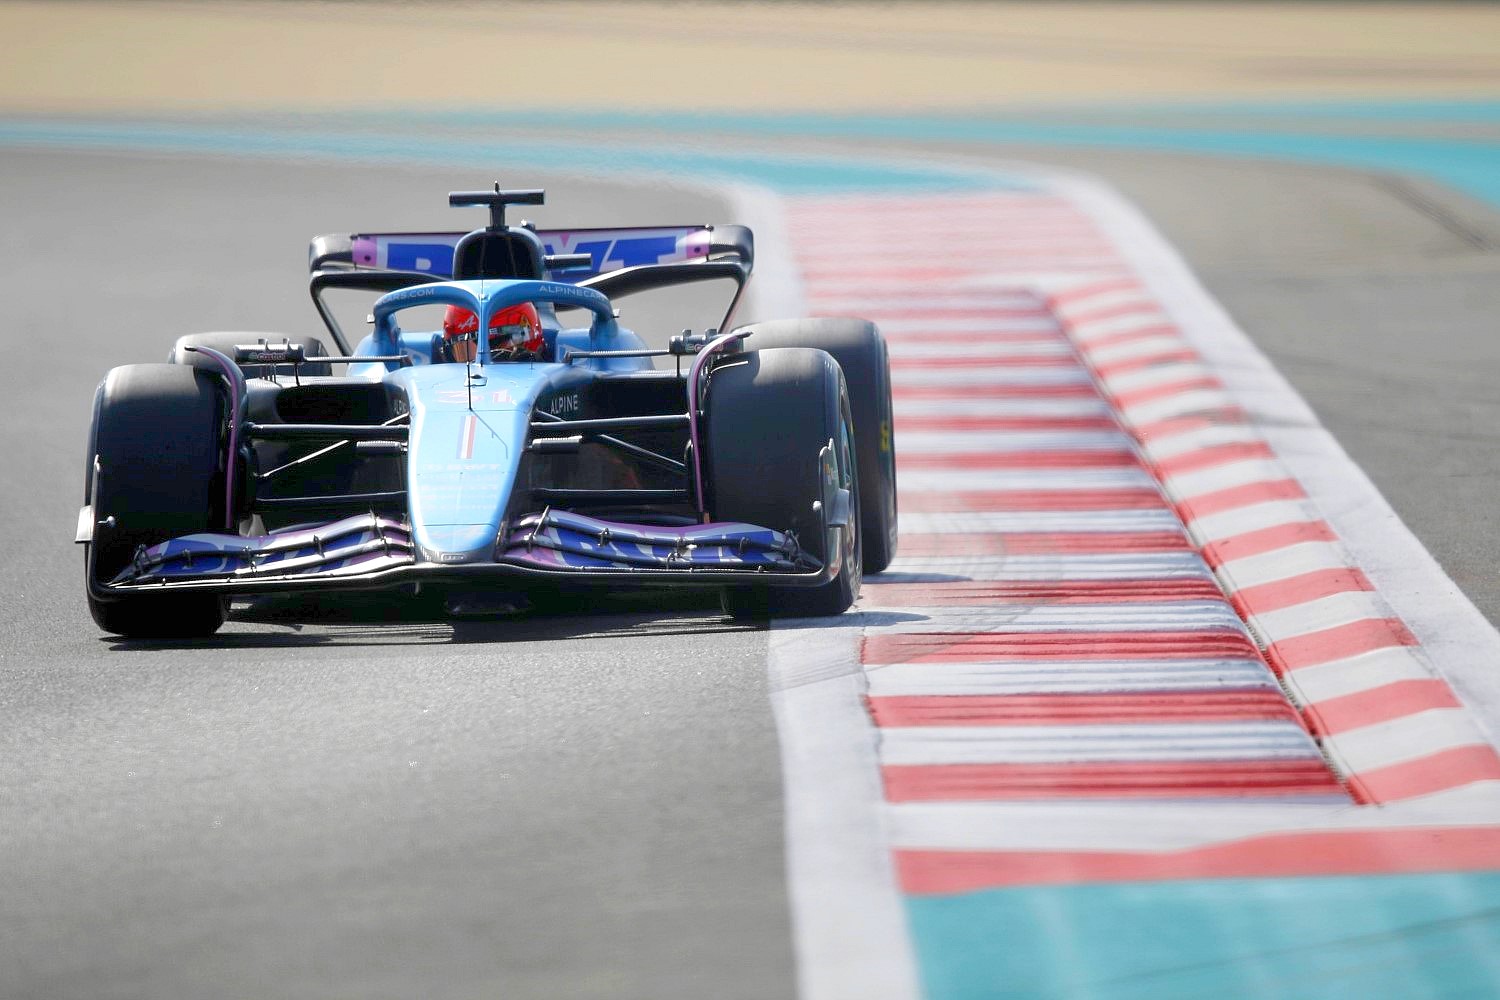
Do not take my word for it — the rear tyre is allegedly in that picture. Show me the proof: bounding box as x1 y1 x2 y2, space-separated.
170 331 333 376
731 317 897 573
703 347 860 620
85 364 228 638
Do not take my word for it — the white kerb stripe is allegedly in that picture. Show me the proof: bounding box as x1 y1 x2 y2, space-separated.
1251 591 1396 643
866 658 1281 696
1212 541 1354 591
879 721 1324 765
1187 500 1327 544
1283 647 1441 704
1323 708 1494 774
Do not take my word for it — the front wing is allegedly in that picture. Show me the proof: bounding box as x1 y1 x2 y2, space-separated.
88 510 834 600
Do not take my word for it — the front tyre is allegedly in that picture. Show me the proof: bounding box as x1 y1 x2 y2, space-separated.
703 347 860 619
730 317 897 573
84 364 228 638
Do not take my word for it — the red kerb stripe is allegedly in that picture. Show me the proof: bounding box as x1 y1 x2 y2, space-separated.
858 577 1223 606
1229 567 1374 617
1303 680 1462 737
882 760 1341 804
1077 323 1180 350
1111 377 1222 410
895 415 1120 433
900 532 1193 556
894 826 1500 894
1348 744 1500 803
1047 279 1142 305
1132 409 1248 442
891 355 1082 370
1202 522 1338 567
1062 301 1162 326
1155 441 1275 477
1264 618 1419 673
1177 479 1306 521
861 630 1260 664
899 488 1165 512
900 450 1141 470
1093 350 1198 378
893 384 1101 400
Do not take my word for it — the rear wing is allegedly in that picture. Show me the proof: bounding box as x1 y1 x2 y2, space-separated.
309 225 753 281
308 225 754 352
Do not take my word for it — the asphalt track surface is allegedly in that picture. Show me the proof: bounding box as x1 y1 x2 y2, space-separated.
5 133 1500 999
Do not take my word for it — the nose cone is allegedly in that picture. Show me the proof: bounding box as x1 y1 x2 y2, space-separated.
420 523 503 563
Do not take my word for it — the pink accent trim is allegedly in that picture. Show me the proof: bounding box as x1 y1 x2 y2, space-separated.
868 690 1301 727
895 826 1500 893
882 760 1342 805
861 630 1260 666
684 331 748 521
1265 618 1420 673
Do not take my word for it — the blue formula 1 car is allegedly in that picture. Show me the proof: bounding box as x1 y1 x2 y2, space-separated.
78 188 897 638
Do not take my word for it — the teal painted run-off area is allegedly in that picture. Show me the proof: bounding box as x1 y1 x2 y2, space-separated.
3 99 1500 204
908 871 1500 1000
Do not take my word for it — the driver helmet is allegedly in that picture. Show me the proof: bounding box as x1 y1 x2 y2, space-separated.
442 302 544 361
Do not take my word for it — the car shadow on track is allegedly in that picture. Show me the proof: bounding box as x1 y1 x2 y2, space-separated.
100 586 761 651
98 588 932 651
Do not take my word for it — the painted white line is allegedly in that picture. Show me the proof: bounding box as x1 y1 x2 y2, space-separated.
765 623 920 1000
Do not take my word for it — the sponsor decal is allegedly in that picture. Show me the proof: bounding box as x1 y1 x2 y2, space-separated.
458 413 478 460
546 392 581 417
